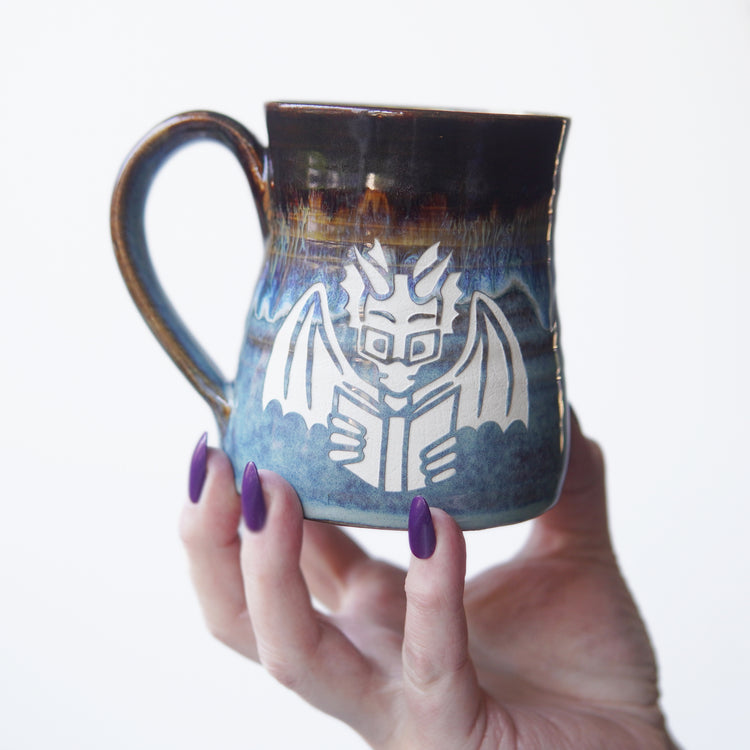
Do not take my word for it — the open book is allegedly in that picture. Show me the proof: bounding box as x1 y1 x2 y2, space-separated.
330 384 459 492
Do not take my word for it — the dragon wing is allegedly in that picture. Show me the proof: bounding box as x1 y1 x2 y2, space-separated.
262 283 375 430
423 291 528 431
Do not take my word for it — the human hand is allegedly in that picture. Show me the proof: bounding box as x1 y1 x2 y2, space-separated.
180 415 678 749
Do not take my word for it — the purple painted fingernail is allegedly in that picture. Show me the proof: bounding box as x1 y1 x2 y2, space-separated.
409 496 436 559
188 432 208 503
241 462 266 532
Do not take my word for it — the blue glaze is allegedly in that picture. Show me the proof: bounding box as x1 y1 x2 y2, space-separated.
112 103 570 530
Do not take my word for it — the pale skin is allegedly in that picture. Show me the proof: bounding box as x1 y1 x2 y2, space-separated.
179 413 679 749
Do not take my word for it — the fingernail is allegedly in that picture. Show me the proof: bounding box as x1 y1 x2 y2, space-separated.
241 461 266 532
409 496 436 559
188 432 208 503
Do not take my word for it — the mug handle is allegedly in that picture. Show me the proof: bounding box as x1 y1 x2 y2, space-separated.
110 111 269 432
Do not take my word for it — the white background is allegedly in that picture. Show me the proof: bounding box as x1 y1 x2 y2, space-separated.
1 1 748 748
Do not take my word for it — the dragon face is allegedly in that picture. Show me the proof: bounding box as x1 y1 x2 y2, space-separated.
341 240 461 395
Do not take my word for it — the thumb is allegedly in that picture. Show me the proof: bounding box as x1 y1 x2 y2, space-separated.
525 408 612 557
402 498 487 748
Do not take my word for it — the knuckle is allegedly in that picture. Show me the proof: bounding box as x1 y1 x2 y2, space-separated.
405 577 448 616
259 649 305 690
206 618 236 647
403 637 472 696
255 626 323 692
402 640 443 690
204 610 248 648
178 511 202 550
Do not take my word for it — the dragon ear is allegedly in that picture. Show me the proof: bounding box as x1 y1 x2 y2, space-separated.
354 240 390 296
414 242 452 298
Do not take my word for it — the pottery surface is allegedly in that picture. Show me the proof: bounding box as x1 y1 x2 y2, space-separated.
112 103 570 529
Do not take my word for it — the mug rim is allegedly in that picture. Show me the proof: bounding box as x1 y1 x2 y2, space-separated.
266 101 568 124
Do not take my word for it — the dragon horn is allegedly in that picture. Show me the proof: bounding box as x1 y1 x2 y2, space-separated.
414 242 452 298
354 241 390 296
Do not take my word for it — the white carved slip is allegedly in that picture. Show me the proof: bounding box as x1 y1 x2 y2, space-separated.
262 240 529 492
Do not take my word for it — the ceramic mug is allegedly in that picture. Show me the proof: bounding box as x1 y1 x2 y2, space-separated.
111 103 569 529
